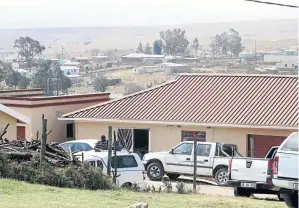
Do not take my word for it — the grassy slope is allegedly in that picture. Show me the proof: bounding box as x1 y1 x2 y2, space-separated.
0 179 286 208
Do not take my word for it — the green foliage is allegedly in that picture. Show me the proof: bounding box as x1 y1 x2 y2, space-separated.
176 181 186 194
18 75 30 89
153 40 162 55
0 154 113 190
32 61 72 96
144 42 152 54
192 38 200 53
160 28 189 55
136 42 143 53
210 28 244 57
93 75 109 92
5 70 21 88
14 36 46 70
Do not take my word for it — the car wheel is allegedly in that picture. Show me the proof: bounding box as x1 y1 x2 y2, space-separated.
166 173 180 180
277 194 284 202
234 187 252 197
215 168 228 186
284 191 298 208
147 162 164 181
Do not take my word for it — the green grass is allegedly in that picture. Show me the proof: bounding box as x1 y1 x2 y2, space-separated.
0 179 286 208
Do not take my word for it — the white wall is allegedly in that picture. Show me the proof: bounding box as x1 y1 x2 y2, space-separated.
264 55 298 63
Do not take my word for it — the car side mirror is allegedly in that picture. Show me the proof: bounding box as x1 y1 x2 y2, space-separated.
170 149 174 154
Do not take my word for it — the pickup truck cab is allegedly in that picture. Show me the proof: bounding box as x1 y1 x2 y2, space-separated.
142 141 241 185
84 151 146 188
273 132 298 208
228 146 280 198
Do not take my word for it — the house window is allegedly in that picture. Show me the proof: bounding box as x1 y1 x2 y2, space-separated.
182 131 206 142
66 123 74 138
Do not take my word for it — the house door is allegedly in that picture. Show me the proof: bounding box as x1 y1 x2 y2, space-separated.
17 126 25 140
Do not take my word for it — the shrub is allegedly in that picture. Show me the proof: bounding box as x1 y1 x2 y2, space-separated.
0 154 113 190
176 181 186 194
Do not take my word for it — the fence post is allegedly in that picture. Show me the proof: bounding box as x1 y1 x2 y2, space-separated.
193 140 197 192
113 130 117 184
107 126 112 176
41 115 47 161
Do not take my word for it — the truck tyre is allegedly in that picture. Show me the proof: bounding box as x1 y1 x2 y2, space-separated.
147 162 164 181
215 168 228 186
166 173 180 180
234 187 252 197
284 191 298 208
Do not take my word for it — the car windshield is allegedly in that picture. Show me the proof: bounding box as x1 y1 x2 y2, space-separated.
281 133 298 152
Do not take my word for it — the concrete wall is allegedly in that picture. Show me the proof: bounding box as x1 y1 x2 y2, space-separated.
74 121 294 156
264 55 298 63
276 61 298 69
0 111 17 140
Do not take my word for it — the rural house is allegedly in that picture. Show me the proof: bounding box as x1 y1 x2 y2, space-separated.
0 89 109 142
61 74 297 157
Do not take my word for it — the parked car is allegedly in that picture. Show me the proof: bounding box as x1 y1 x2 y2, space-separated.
273 132 298 208
59 139 99 153
142 141 242 185
228 146 282 199
84 151 146 187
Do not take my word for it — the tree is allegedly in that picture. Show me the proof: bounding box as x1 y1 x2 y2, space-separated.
136 42 143 53
144 42 152 54
14 36 46 71
18 75 30 89
93 75 109 92
32 61 71 96
5 70 21 89
153 40 162 55
228 28 244 57
91 49 101 56
192 38 199 55
0 61 11 82
160 28 189 55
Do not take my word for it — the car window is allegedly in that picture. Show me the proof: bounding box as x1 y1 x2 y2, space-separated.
60 143 73 151
172 143 193 155
111 155 138 168
197 144 212 157
88 160 103 170
71 143 93 152
281 133 298 152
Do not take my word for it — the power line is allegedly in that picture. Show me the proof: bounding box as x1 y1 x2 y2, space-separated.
245 0 299 8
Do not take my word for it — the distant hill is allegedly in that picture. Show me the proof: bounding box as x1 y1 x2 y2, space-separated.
0 19 297 57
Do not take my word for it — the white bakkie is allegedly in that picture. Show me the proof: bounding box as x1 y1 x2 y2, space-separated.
142 141 241 185
273 132 298 208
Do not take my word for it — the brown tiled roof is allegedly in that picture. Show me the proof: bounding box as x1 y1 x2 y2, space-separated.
63 74 298 127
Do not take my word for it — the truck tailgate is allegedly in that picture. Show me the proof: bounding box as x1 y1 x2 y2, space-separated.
278 153 298 179
231 158 270 182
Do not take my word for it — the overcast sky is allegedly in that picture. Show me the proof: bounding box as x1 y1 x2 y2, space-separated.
0 0 298 29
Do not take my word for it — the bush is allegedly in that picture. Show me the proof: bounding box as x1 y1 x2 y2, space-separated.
176 181 186 194
0 153 113 190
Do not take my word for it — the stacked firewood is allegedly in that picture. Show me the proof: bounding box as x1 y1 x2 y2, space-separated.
0 139 81 167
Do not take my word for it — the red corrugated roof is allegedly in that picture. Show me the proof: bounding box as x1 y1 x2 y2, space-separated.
63 74 298 127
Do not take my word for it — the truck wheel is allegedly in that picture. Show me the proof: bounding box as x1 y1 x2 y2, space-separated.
166 173 180 180
147 162 164 181
277 194 284 202
234 187 252 197
284 191 298 208
215 168 228 186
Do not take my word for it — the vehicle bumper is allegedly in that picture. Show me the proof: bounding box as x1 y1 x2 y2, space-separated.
273 178 299 190
228 180 279 191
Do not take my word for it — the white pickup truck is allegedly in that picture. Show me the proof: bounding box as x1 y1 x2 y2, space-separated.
228 146 281 198
273 132 298 208
142 141 242 185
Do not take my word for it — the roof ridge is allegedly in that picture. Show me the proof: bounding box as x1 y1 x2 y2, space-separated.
178 73 298 78
62 77 178 118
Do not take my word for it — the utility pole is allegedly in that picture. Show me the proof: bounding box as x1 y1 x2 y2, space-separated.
40 115 47 161
113 130 117 184
193 140 197 192
107 126 112 176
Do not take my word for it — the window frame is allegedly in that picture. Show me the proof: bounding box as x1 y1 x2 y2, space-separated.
172 143 193 155
111 155 138 169
181 131 206 142
196 143 212 157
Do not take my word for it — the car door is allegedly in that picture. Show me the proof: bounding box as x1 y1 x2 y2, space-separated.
164 143 193 174
196 143 213 176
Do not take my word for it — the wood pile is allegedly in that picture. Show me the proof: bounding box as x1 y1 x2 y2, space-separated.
0 138 81 167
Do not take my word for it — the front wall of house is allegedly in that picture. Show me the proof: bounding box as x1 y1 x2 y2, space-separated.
0 111 17 140
75 121 294 156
